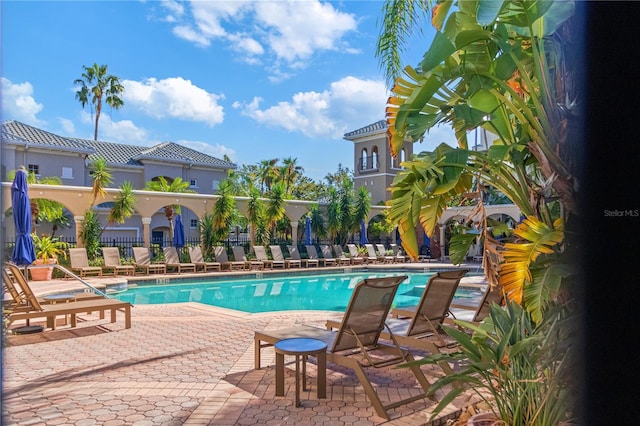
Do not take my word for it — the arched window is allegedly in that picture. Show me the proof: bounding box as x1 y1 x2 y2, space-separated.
400 149 406 168
361 148 368 170
372 146 379 169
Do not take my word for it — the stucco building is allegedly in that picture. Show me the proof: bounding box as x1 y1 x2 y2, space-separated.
2 120 236 243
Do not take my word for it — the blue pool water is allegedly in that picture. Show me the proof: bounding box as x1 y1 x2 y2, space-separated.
113 271 483 314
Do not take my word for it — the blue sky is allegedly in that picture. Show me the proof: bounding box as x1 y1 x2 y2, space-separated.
2 0 456 181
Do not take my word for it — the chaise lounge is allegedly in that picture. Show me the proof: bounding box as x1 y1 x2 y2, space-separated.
254 275 434 420
69 247 103 277
132 247 166 275
329 269 469 376
163 247 197 274
102 247 136 276
4 263 132 330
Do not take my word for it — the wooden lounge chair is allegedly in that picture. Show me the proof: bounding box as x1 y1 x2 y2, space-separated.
163 247 197 274
132 247 166 275
214 246 246 271
270 245 301 268
366 244 393 264
389 244 409 263
232 246 264 270
3 266 103 313
4 263 131 330
329 269 469 376
253 246 285 269
306 245 336 267
188 246 221 272
69 248 103 277
255 275 433 420
375 244 397 264
286 245 319 268
101 247 135 276
321 245 348 266
347 244 376 264
305 245 325 266
333 244 363 265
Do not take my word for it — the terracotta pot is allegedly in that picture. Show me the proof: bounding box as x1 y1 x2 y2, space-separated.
467 412 500 426
29 259 56 281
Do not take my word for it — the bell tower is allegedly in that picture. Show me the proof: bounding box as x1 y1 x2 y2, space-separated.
343 120 413 205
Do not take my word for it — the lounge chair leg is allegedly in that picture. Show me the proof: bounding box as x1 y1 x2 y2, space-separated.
124 306 131 329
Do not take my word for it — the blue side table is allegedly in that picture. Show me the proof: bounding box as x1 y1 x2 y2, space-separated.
274 338 327 407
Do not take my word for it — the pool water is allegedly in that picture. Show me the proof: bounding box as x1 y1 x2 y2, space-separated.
113 271 484 314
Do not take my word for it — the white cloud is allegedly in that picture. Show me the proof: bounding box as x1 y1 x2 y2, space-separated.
122 77 224 127
161 0 184 19
235 76 388 139
79 111 150 145
57 118 76 135
1 77 44 125
161 0 358 72
172 25 211 47
253 1 357 62
175 139 236 162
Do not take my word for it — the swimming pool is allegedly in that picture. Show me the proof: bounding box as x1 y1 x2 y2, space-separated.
113 271 484 313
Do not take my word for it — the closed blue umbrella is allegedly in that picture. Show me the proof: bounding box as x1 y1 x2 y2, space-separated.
305 217 312 245
11 168 36 265
173 214 185 248
360 219 368 245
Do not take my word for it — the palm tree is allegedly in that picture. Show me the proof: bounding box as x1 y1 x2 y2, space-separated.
48 209 72 239
265 182 286 241
74 63 125 141
352 186 371 236
308 204 327 243
211 180 236 242
246 186 265 247
281 157 304 195
107 181 136 225
258 159 279 193
144 177 194 241
326 187 342 244
198 212 217 260
88 157 113 208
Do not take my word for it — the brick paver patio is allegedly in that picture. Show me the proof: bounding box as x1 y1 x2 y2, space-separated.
3 270 481 425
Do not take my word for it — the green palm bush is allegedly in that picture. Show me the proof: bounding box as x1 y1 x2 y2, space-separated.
410 299 577 424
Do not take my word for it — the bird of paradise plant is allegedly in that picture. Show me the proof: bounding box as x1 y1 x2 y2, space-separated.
380 0 581 422
381 0 579 323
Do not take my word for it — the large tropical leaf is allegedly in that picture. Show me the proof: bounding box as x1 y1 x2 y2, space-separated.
448 231 478 265
524 262 573 323
388 145 474 258
499 216 564 305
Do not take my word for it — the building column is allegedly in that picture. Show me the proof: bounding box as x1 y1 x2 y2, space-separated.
74 216 84 247
290 221 298 244
142 217 152 248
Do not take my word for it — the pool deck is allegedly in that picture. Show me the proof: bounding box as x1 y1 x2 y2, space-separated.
3 261 484 425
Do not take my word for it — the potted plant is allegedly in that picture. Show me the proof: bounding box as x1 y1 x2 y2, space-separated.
30 234 69 281
408 299 576 425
